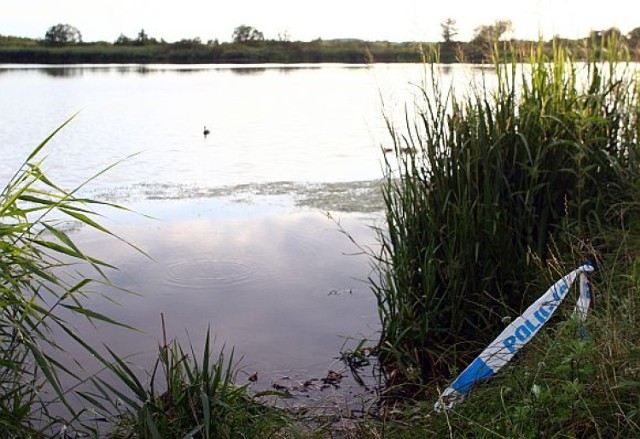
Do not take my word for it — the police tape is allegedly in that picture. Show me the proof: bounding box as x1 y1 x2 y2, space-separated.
434 262 594 412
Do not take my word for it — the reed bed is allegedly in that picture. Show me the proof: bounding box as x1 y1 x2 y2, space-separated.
373 38 640 391
358 232 640 437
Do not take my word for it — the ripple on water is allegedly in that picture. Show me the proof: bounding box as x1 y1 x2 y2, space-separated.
274 221 328 258
164 259 256 290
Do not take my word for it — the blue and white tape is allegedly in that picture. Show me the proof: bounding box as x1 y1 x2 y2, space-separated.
435 262 594 412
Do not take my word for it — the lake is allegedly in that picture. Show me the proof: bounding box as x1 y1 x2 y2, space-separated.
0 63 489 409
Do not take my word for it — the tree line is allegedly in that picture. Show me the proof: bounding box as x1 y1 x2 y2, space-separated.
1 20 640 64
36 20 640 47
39 23 268 46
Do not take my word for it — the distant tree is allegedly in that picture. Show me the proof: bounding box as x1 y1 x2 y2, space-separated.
590 27 622 39
470 20 513 61
472 19 513 43
607 27 623 39
440 18 458 43
232 25 264 44
629 27 640 46
44 23 82 45
277 29 291 43
114 33 132 45
136 29 150 45
604 27 623 41
0 35 39 47
173 37 202 48
589 27 624 46
132 29 159 46
113 30 157 46
551 34 572 46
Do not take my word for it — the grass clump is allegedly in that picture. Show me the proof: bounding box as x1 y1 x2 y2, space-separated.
90 320 291 438
373 37 640 391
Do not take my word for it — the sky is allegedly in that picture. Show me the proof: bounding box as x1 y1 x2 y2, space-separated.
1 0 637 44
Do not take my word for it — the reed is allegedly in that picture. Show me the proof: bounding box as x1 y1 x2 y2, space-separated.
358 232 640 437
88 323 290 438
373 38 640 390
0 117 136 436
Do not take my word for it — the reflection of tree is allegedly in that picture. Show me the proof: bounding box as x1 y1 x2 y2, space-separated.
276 66 320 75
40 65 158 77
230 67 266 76
135 65 152 75
173 68 208 75
41 67 84 78
111 65 212 76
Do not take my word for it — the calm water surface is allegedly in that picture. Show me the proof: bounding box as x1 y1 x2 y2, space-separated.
0 63 488 405
0 63 491 188
2 64 386 187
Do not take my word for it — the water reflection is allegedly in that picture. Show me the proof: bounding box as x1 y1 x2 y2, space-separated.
41 67 85 77
58 198 381 400
0 63 373 79
0 62 401 188
230 67 267 75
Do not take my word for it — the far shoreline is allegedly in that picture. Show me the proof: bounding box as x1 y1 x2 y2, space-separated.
1 35 638 65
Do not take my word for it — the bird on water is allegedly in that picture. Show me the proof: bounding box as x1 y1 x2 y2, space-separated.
203 126 210 138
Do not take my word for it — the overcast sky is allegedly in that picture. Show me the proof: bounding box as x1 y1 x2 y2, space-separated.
1 0 637 43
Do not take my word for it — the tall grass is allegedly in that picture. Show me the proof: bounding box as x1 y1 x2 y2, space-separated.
373 38 640 390
357 233 640 438
0 117 135 436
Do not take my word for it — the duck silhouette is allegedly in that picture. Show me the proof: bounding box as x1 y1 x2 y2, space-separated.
203 126 210 138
